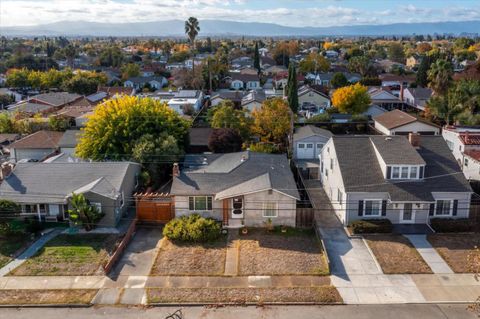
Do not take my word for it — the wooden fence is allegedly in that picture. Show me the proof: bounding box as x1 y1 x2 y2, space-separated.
296 208 314 228
103 219 137 274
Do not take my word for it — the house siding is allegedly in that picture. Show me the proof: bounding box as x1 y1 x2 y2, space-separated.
173 190 297 227
12 148 56 162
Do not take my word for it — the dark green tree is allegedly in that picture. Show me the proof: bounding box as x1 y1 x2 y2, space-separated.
330 72 349 88
254 42 261 73
287 64 298 113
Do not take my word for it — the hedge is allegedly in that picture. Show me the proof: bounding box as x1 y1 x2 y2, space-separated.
349 219 393 234
163 214 221 242
429 218 473 233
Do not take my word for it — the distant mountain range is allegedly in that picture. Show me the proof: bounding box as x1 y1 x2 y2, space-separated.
2 19 480 37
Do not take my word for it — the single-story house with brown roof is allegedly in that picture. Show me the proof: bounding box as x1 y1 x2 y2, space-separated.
373 109 440 136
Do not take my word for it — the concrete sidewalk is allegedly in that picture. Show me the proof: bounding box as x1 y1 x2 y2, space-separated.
0 228 62 277
404 234 454 274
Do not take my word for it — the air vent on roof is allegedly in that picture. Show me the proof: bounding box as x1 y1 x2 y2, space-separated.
202 157 208 165
385 137 392 141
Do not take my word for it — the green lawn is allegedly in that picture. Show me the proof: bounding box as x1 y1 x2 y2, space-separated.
9 234 119 276
0 235 32 268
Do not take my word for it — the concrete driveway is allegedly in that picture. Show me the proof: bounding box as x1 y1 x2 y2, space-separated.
111 227 163 277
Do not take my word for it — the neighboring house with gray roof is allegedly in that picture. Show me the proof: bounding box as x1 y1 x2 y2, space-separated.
124 76 167 90
319 134 472 226
0 162 141 226
58 129 83 156
171 151 300 227
9 130 64 162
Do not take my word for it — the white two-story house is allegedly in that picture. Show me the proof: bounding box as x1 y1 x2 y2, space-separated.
442 125 480 180
319 134 472 226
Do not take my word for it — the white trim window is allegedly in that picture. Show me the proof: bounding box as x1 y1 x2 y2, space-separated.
263 202 277 218
435 200 452 216
91 202 102 213
298 143 305 149
389 165 422 179
188 196 213 211
364 200 382 217
337 189 343 205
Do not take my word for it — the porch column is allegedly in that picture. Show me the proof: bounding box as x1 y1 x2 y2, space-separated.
223 199 229 226
37 204 41 221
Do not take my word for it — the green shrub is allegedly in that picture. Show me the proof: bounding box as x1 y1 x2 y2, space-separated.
306 113 331 123
0 200 20 214
430 218 473 233
0 220 26 236
349 219 393 234
163 214 221 242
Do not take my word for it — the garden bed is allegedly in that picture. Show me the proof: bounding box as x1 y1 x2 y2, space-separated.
150 238 227 276
427 233 480 273
237 228 329 276
147 286 342 304
0 234 33 268
0 289 97 305
9 233 119 276
364 234 432 274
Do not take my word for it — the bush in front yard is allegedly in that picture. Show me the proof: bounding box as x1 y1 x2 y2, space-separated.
163 214 221 242
349 219 393 234
429 218 473 233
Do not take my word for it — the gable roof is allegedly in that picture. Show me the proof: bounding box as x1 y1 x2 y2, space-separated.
30 92 82 107
298 86 330 99
171 151 300 200
332 135 471 202
373 109 439 130
373 109 417 129
405 87 433 100
369 136 426 165
0 162 140 204
294 125 332 142
369 88 400 101
58 130 83 148
9 130 64 149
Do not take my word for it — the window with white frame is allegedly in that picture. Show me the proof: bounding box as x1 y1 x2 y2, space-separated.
364 200 382 216
263 202 277 217
330 158 334 170
188 196 213 211
91 202 102 213
316 143 324 150
388 165 421 179
435 200 452 216
306 143 313 149
465 158 469 167
337 189 343 205
298 143 305 149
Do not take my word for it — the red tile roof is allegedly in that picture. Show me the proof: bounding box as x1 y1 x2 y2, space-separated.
464 150 480 161
459 133 480 145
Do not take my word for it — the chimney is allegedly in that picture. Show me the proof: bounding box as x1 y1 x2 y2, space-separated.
172 163 180 177
408 132 421 147
0 162 14 181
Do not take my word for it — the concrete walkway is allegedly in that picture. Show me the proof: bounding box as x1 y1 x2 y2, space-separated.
0 228 62 277
404 235 454 274
224 231 239 276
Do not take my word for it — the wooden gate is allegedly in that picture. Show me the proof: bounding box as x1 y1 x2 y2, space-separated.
134 192 174 223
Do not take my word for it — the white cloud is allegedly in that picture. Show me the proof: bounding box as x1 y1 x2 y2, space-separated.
0 0 479 28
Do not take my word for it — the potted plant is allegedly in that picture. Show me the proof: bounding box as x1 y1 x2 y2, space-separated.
241 220 248 235
264 218 274 232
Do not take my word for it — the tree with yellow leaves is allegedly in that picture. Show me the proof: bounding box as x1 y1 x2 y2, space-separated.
76 96 190 161
331 83 371 114
299 52 330 74
251 98 291 145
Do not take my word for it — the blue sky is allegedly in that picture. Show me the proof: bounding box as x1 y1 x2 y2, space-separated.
1 0 480 27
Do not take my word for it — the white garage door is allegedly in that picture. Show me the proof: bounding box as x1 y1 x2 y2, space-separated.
297 143 314 159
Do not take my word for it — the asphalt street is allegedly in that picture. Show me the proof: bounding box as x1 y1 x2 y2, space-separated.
0 304 475 319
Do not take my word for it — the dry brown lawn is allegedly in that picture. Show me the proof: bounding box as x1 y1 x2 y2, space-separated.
237 228 328 276
150 238 227 276
147 286 342 304
0 289 97 305
9 234 119 276
427 233 480 273
364 234 432 274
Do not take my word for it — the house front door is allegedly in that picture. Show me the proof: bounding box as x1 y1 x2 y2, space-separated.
401 203 415 224
231 196 244 219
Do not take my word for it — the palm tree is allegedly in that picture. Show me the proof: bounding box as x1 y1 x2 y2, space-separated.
428 59 453 96
185 17 200 73
427 92 466 125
